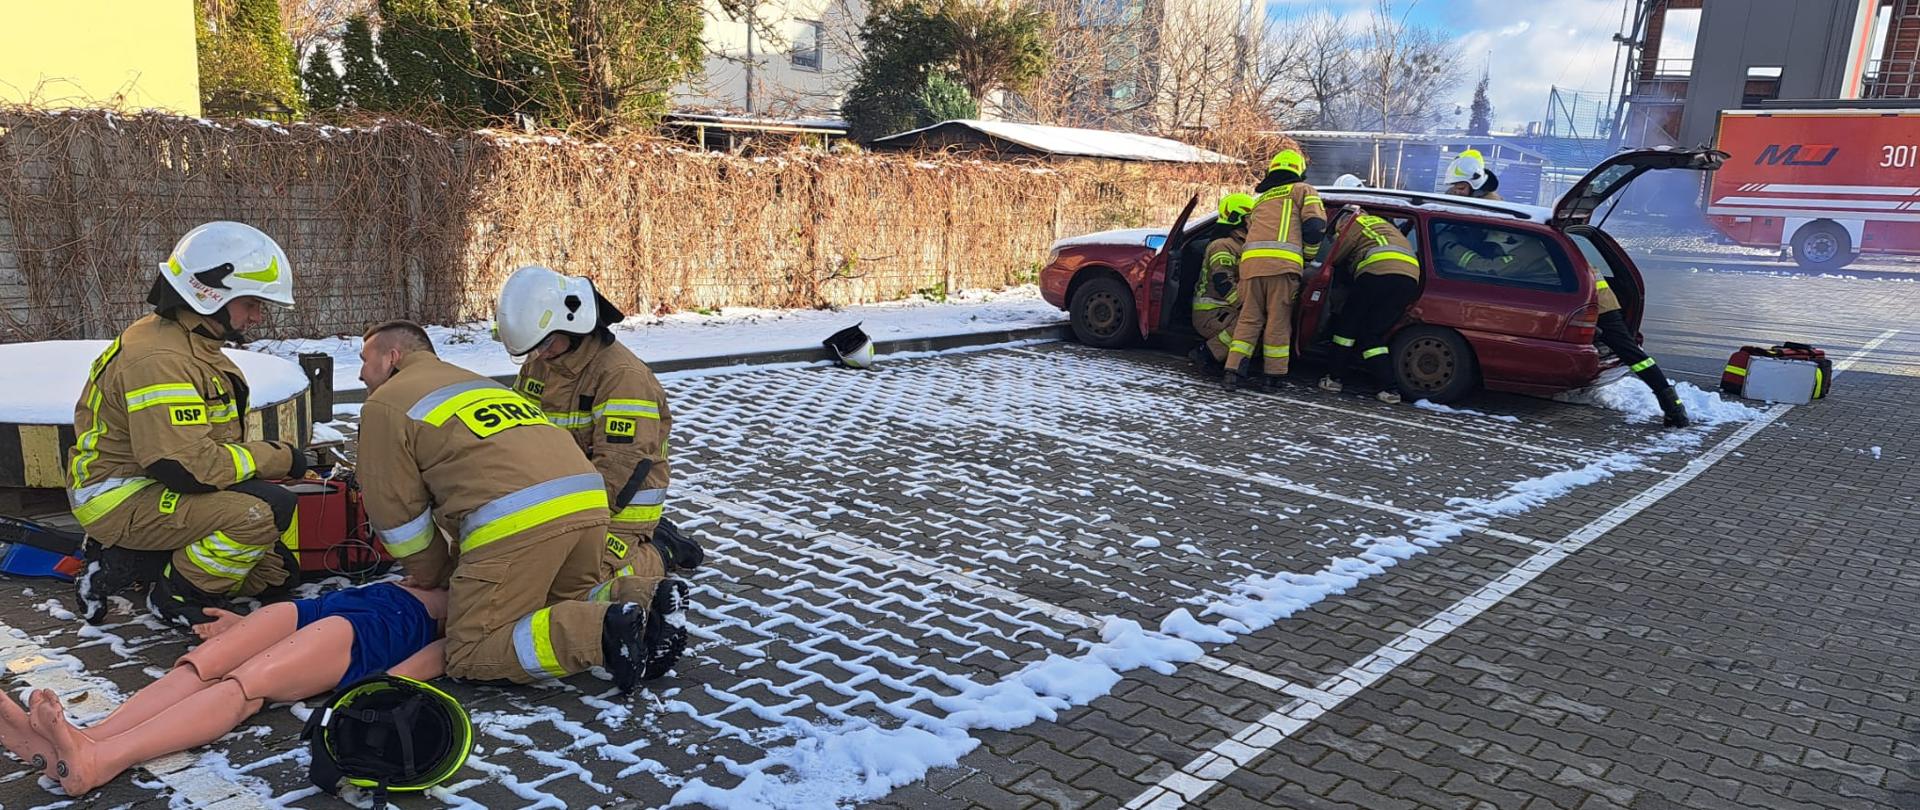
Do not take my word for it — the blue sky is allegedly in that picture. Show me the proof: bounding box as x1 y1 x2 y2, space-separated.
1266 0 1656 133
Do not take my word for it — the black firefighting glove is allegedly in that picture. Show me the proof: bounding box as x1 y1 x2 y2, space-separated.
1211 273 1234 297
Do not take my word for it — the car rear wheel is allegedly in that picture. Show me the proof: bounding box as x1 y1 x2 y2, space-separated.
1791 221 1856 272
1392 326 1478 404
1069 275 1138 349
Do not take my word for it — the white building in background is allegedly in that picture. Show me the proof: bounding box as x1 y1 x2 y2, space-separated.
673 0 865 117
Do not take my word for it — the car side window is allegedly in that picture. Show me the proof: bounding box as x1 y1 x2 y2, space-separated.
1567 231 1619 288
1428 220 1575 292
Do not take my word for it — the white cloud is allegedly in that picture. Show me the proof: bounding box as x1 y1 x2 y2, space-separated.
1447 0 1631 134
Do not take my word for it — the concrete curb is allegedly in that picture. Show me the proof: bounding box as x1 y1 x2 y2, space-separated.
333 323 1072 404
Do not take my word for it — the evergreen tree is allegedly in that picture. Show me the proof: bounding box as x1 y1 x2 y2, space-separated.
917 72 978 123
378 0 481 124
339 15 395 111
197 0 303 116
301 48 346 112
844 0 1050 142
1467 71 1493 136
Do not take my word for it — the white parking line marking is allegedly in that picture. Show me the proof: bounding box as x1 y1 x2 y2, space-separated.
1121 328 1899 808
971 417 1558 552
0 623 273 810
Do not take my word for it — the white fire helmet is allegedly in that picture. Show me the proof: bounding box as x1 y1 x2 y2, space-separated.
1444 149 1489 190
158 222 295 315
1332 173 1365 188
494 264 601 360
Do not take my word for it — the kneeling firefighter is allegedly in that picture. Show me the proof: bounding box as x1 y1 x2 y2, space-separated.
1191 193 1255 368
495 265 701 608
69 222 311 628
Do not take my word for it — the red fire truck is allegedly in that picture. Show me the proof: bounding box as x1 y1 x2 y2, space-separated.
1708 108 1920 271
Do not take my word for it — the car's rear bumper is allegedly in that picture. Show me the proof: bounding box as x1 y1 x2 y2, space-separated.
1463 328 1604 395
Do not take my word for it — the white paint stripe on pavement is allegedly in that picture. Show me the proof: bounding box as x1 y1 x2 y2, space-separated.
1120 328 1899 809
975 417 1557 552
0 623 272 810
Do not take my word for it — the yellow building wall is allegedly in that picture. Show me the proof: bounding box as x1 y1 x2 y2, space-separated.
0 0 201 115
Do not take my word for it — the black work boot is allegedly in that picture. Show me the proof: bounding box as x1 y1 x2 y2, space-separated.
1187 345 1212 368
1657 387 1691 428
75 539 138 625
1222 367 1244 392
650 519 705 571
640 604 689 683
651 577 689 618
147 567 225 630
601 602 648 693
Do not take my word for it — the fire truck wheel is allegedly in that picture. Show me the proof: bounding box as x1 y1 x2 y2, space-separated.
1791 222 1856 272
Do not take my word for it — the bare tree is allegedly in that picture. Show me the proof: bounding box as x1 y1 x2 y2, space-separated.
1277 11 1362 130
1355 0 1461 133
279 0 375 57
1015 0 1157 129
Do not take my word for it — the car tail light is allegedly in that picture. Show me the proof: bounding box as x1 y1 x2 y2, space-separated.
1565 303 1598 344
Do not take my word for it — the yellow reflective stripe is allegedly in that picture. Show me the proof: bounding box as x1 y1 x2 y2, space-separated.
208 402 240 423
611 504 663 524
460 489 610 554
1724 364 1748 377
1242 248 1304 263
70 386 107 485
1630 358 1657 373
545 411 592 429
1331 335 1356 347
125 383 201 413
1594 279 1611 290
1228 340 1254 357
225 444 257 482
419 389 523 427
588 564 638 602
1192 299 1229 311
1215 329 1234 346
1361 347 1390 359
1814 369 1827 398
1261 345 1290 359
377 508 436 557
513 608 571 679
71 478 155 525
1206 252 1238 269
185 531 263 587
1355 250 1418 271
594 399 662 420
1303 195 1323 207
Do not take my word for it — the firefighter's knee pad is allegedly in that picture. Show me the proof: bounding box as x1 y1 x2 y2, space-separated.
228 479 297 531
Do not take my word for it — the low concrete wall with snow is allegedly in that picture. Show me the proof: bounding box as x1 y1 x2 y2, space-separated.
0 108 1240 341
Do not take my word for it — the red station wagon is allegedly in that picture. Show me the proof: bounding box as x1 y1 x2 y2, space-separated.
1039 148 1727 403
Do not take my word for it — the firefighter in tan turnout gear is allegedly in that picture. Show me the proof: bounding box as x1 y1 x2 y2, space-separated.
69 222 311 628
1190 193 1254 368
355 321 686 690
1316 207 1422 404
1443 149 1504 201
1225 148 1327 391
496 265 701 608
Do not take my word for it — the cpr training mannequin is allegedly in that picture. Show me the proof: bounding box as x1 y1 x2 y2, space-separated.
0 582 447 796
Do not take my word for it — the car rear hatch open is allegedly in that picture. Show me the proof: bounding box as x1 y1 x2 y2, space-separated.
1550 146 1728 228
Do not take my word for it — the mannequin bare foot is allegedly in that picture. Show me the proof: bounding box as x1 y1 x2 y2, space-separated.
0 690 52 771
29 691 110 795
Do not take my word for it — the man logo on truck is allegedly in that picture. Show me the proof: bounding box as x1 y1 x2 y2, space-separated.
1755 144 1839 166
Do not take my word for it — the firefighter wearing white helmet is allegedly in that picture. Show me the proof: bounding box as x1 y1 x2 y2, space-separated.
1443 149 1503 200
496 265 699 610
68 222 310 629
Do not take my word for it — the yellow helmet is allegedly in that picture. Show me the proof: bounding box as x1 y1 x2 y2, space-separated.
1268 149 1306 175
1217 192 1256 226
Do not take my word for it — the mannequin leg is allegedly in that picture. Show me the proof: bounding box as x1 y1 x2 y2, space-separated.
30 617 354 796
79 603 302 741
0 689 52 771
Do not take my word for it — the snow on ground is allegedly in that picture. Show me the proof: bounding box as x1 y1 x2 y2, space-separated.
1556 378 1769 425
4 341 1775 809
1412 399 1525 424
253 286 1064 392
0 341 308 423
